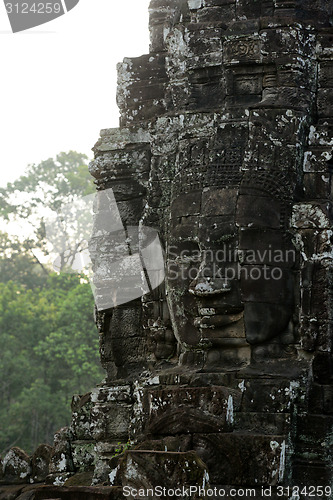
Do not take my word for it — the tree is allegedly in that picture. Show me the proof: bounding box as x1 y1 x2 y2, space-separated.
0 272 103 454
0 232 49 289
0 152 103 455
0 151 95 272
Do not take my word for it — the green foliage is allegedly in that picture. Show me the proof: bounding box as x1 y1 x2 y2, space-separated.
0 151 103 456
0 272 103 455
0 151 95 271
111 441 132 459
0 151 94 218
0 232 49 289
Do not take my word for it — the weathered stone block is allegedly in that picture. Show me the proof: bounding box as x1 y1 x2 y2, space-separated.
149 23 167 53
120 101 167 126
240 378 304 413
303 172 331 200
71 441 96 473
293 460 332 485
0 485 26 499
204 0 235 5
312 351 333 384
125 81 166 105
2 448 31 485
93 128 150 154
91 385 132 406
116 450 208 497
234 412 290 435
237 195 282 229
148 180 173 209
236 0 269 17
303 149 332 173
144 386 241 434
49 428 74 475
319 61 333 87
118 55 167 84
223 36 261 65
63 471 94 486
71 394 94 441
31 444 53 484
16 484 126 499
202 188 238 215
316 32 333 59
317 89 333 118
134 435 192 452
91 404 132 442
292 203 331 229
193 433 287 485
188 0 203 9
197 4 235 23
188 80 225 109
262 27 314 61
198 219 238 249
239 228 295 267
296 414 333 456
187 25 222 54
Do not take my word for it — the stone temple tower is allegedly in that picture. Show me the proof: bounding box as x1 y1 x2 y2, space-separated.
64 0 333 495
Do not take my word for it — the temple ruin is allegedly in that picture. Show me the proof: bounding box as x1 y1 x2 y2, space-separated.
1 0 333 498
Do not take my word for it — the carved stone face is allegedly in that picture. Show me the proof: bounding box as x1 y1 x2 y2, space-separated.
165 167 296 368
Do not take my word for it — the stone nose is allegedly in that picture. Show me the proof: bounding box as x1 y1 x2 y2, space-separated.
188 276 232 297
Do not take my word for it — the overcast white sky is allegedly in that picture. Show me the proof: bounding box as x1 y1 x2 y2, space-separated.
0 0 150 187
